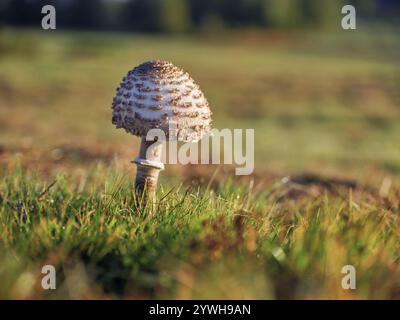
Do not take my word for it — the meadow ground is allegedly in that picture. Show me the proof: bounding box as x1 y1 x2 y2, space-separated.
0 27 399 299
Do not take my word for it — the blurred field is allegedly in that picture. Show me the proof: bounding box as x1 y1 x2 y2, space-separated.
1 27 399 176
0 27 400 299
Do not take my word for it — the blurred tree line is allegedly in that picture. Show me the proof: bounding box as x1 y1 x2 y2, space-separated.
0 0 398 32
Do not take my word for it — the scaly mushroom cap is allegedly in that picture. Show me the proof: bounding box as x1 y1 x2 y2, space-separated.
112 60 212 142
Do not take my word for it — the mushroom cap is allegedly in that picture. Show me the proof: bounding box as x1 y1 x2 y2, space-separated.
112 60 212 142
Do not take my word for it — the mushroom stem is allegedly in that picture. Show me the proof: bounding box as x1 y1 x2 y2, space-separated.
133 137 164 208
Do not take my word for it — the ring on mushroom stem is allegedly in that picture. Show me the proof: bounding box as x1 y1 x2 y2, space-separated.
111 60 212 210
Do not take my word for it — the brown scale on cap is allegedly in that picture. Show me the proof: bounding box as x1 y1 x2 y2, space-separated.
148 105 163 111
134 102 146 109
168 88 179 94
112 60 212 142
169 96 182 105
151 95 164 102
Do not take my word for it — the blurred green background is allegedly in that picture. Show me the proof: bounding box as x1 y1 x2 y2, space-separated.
2 0 399 32
0 0 399 178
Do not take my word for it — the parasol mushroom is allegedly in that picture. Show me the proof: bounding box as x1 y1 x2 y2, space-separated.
112 60 212 206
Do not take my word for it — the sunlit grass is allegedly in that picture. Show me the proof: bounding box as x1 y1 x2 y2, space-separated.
0 161 399 299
